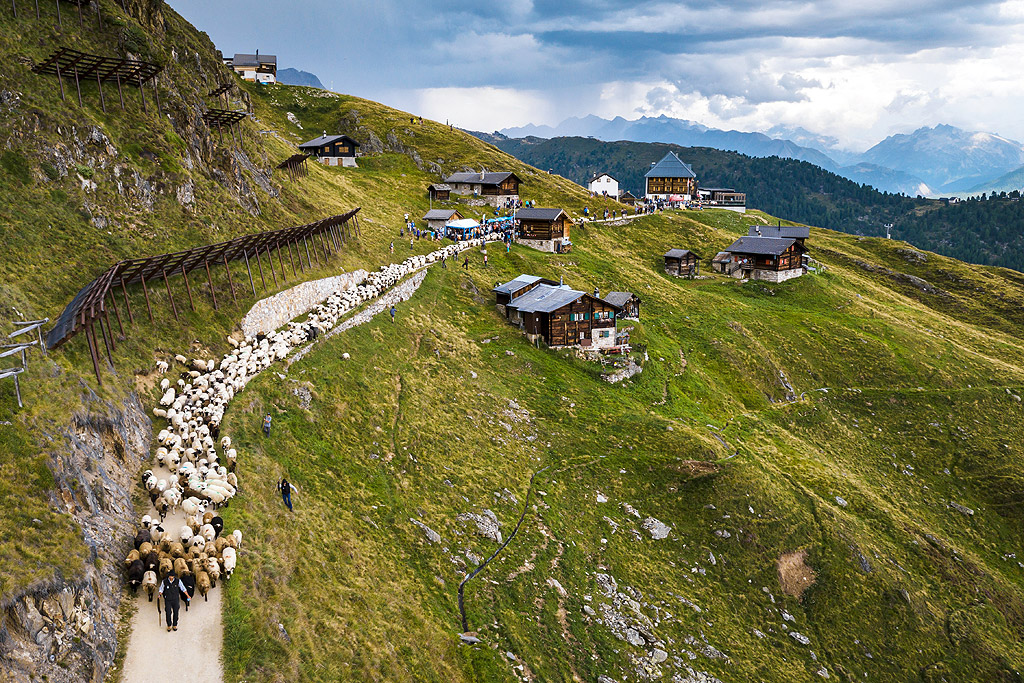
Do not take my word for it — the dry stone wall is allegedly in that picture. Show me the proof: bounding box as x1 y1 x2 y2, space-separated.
240 271 368 337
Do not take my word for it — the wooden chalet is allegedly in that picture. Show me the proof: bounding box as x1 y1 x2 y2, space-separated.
493 274 560 312
499 279 621 349
716 236 807 283
423 208 463 232
516 208 572 253
298 134 360 167
618 190 638 205
428 183 451 201
747 225 809 247
442 171 521 206
664 248 701 277
645 152 697 201
604 291 640 319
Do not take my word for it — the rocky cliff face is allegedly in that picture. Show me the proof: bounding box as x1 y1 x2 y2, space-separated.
0 392 151 683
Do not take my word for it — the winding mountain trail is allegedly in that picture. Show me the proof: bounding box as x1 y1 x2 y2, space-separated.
121 463 224 683
117 237 496 683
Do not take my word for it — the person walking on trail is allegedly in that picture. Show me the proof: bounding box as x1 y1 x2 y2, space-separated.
462 256 469 270
390 305 397 323
410 237 414 250
390 241 394 254
159 572 189 632
278 478 297 511
441 254 447 269
262 413 272 436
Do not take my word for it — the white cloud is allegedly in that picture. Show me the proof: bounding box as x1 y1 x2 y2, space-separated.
400 87 557 132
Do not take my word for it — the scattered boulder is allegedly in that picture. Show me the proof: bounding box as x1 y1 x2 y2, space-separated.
642 517 671 540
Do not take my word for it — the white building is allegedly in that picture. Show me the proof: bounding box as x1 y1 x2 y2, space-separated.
588 173 619 198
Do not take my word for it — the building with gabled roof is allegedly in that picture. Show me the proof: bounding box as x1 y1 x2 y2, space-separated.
603 291 640 319
588 172 619 198
496 276 621 348
516 208 572 253
442 170 521 207
645 152 697 201
664 248 701 278
229 52 277 84
298 134 360 167
422 208 464 232
715 236 808 282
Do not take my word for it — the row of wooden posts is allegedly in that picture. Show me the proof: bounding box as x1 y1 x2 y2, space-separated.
80 216 360 387
10 0 126 30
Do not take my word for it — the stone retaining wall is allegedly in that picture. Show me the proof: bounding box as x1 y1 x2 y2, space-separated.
240 270 368 337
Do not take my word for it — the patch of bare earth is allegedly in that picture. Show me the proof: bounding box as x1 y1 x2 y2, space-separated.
777 549 817 599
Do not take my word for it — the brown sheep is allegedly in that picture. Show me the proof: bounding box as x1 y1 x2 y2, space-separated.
188 543 205 560
158 537 172 554
214 537 230 554
202 510 215 525
190 557 204 576
204 542 217 557
124 549 140 566
138 541 154 557
204 556 221 587
158 556 173 580
173 557 191 577
169 541 186 559
195 570 212 601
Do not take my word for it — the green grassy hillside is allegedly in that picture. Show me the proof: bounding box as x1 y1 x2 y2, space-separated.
218 208 1024 682
1 4 1024 683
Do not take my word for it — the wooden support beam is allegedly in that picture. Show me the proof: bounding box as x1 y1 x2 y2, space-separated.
102 303 116 350
277 243 286 281
303 237 312 269
294 241 305 272
55 0 61 28
11 0 17 20
310 236 321 267
120 278 134 323
243 250 256 296
204 260 219 310
140 273 154 321
116 75 124 110
161 269 179 321
76 0 83 25
255 248 267 290
108 291 124 337
95 70 105 113
73 65 82 107
265 246 278 287
86 320 102 385
94 0 101 29
222 254 237 304
181 264 195 311
319 230 331 260
288 241 297 276
98 310 114 364
138 78 146 113
34 0 38 19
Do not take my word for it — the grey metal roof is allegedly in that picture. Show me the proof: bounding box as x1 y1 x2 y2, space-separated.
699 187 736 193
232 53 277 67
516 208 567 221
428 183 451 191
493 274 543 295
298 134 360 149
713 251 732 262
724 236 798 256
423 209 459 221
603 291 634 308
443 171 518 186
747 225 810 239
645 152 696 179
508 284 584 313
664 248 697 259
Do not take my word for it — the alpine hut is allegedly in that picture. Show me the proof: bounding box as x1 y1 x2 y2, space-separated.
515 208 572 253
714 236 807 282
664 248 701 277
298 134 360 167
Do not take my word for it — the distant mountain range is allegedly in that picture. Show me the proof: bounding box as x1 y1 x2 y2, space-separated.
277 68 324 89
497 117 1024 197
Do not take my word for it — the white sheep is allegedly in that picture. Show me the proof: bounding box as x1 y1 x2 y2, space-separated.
221 546 237 579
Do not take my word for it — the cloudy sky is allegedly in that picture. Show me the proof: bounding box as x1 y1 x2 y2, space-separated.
167 0 1024 151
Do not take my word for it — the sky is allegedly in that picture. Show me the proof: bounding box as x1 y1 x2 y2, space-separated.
167 0 1024 152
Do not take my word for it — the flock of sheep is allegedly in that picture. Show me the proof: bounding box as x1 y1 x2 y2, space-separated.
124 234 500 607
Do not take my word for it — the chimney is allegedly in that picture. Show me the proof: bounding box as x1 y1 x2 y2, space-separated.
593 287 599 298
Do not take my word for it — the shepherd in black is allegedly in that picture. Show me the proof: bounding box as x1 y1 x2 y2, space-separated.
278 478 298 511
159 572 190 631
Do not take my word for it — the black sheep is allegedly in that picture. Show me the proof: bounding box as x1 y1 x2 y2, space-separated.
210 516 224 538
127 559 144 594
180 574 196 611
144 550 159 573
134 528 151 550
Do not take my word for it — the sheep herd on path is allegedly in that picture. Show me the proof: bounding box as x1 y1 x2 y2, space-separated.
121 234 501 636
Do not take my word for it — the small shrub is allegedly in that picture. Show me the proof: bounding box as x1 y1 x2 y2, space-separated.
74 164 94 179
1 151 32 185
40 161 60 181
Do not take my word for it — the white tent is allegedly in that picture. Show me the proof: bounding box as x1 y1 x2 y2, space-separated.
446 218 480 230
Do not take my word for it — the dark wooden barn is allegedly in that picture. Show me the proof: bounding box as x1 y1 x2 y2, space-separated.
603 291 641 319
502 281 621 349
664 248 701 277
716 236 808 283
428 183 451 201
516 208 572 253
